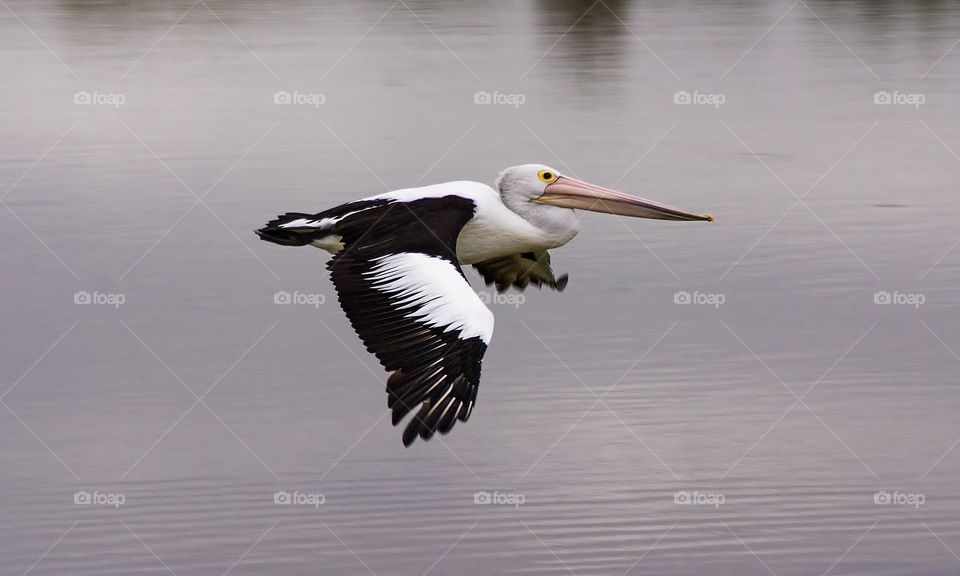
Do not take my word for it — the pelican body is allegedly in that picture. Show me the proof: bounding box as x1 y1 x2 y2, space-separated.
257 164 711 446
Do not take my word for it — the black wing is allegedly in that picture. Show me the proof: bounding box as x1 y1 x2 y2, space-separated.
327 196 495 446
472 251 569 293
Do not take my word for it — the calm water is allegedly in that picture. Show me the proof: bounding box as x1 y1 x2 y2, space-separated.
2 1 960 574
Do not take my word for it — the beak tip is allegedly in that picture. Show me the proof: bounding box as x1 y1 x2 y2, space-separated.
703 214 714 222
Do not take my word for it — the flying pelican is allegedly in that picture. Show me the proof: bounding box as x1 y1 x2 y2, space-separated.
257 164 712 446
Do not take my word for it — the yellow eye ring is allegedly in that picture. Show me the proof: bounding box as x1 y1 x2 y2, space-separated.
537 170 558 183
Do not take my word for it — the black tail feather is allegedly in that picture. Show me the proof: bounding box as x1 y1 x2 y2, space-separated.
256 212 324 246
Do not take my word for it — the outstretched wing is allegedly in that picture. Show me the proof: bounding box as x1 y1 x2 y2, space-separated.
472 251 568 293
327 196 494 446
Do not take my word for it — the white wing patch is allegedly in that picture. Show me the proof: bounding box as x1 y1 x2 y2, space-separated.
365 253 494 343
278 208 373 229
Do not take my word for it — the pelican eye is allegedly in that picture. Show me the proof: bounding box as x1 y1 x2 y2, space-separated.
537 170 558 183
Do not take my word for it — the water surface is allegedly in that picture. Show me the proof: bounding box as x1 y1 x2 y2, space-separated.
2 1 960 574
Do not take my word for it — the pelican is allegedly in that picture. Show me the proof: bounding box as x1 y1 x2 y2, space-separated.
257 164 712 446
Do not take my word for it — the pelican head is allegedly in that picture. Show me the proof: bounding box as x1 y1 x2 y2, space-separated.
497 164 714 227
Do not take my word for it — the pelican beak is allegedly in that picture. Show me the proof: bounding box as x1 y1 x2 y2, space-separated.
535 176 713 222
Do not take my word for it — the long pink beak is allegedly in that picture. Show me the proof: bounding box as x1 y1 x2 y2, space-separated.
535 176 713 222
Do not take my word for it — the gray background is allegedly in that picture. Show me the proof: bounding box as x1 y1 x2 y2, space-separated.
2 1 960 574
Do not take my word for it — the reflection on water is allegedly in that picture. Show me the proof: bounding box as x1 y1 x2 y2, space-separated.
2 1 960 574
